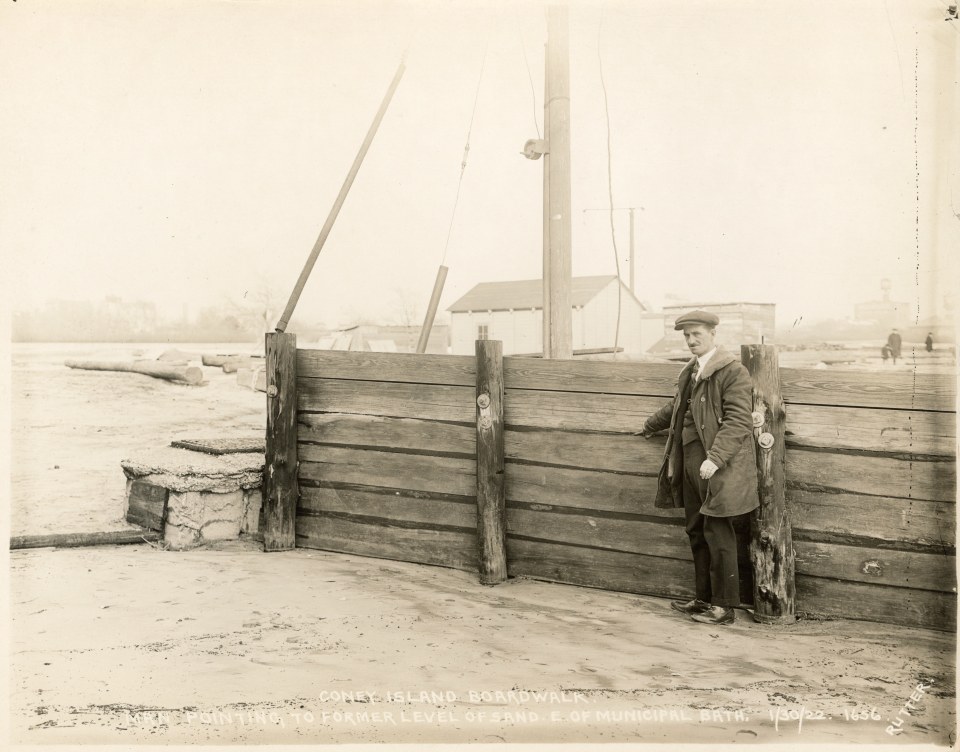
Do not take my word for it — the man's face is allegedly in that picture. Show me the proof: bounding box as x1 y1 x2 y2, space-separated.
683 324 716 356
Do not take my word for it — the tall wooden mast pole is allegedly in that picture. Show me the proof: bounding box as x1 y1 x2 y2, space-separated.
274 60 406 333
543 5 572 359
541 40 552 356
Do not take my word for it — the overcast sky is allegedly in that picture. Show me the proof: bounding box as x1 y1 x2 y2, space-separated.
1 0 956 330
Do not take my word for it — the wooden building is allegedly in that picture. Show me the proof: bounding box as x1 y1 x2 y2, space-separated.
447 275 652 356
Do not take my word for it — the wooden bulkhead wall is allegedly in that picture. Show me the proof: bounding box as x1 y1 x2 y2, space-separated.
274 342 956 632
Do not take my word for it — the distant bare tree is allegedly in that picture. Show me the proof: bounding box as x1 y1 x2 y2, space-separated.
391 287 424 352
228 281 284 335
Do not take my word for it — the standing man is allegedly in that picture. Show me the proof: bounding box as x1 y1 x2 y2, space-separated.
887 329 902 364
925 332 934 353
639 311 759 625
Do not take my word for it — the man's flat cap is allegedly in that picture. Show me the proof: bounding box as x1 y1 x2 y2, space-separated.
674 310 720 330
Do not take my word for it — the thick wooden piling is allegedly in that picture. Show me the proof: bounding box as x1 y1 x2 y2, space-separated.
475 339 507 584
263 332 298 551
742 344 796 623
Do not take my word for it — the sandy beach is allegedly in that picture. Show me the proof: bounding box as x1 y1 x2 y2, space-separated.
9 542 955 745
6 342 957 745
9 343 264 538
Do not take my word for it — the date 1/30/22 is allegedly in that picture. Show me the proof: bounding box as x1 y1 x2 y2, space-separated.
769 706 880 732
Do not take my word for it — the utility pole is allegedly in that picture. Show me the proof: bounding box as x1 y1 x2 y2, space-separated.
582 206 640 295
543 4 572 359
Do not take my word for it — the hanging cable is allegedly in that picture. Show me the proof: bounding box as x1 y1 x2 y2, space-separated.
439 36 490 267
597 11 623 359
417 26 491 352
516 8 541 139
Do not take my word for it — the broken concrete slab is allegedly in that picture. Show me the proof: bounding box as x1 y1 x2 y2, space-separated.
121 446 264 550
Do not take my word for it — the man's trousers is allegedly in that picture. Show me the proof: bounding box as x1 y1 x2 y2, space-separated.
681 439 740 608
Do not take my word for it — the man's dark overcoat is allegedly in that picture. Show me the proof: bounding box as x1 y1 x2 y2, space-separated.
643 347 760 517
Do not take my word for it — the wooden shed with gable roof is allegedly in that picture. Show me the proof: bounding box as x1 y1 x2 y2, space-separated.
447 275 655 356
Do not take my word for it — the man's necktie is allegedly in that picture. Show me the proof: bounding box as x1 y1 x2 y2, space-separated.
691 359 700 382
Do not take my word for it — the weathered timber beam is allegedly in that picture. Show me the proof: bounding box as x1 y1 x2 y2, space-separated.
743 344 796 624
65 360 203 385
476 339 507 584
263 332 299 551
11 530 162 550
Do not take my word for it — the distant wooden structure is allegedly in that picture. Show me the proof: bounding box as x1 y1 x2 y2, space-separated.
659 302 776 346
262 343 956 632
447 276 647 356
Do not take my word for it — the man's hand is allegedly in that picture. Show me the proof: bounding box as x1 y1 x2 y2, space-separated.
699 459 719 479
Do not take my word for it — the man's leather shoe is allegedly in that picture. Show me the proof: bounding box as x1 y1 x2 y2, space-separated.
670 598 711 615
691 606 735 625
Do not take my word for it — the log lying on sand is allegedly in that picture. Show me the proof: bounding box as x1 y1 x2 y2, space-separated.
65 359 204 385
201 354 264 372
10 529 162 550
221 357 264 374
157 348 199 363
202 354 241 367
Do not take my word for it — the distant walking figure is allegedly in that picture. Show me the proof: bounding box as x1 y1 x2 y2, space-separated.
925 332 934 352
886 329 902 364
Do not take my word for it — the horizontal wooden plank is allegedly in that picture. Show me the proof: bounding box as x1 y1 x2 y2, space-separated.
506 429 663 473
296 515 478 571
299 413 475 456
503 357 680 396
780 368 956 412
297 349 476 386
298 379 475 423
299 486 476 529
785 404 955 456
125 480 168 531
505 390 667 432
507 507 689 560
505 463 682 518
10 530 163 550
299 446 476 497
787 490 955 547
507 537 696 601
786 448 956 502
796 575 956 632
794 540 956 593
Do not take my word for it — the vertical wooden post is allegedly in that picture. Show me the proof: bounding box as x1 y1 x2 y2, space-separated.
543 4 572 359
263 332 299 551
741 344 796 623
541 39 551 357
475 339 506 584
